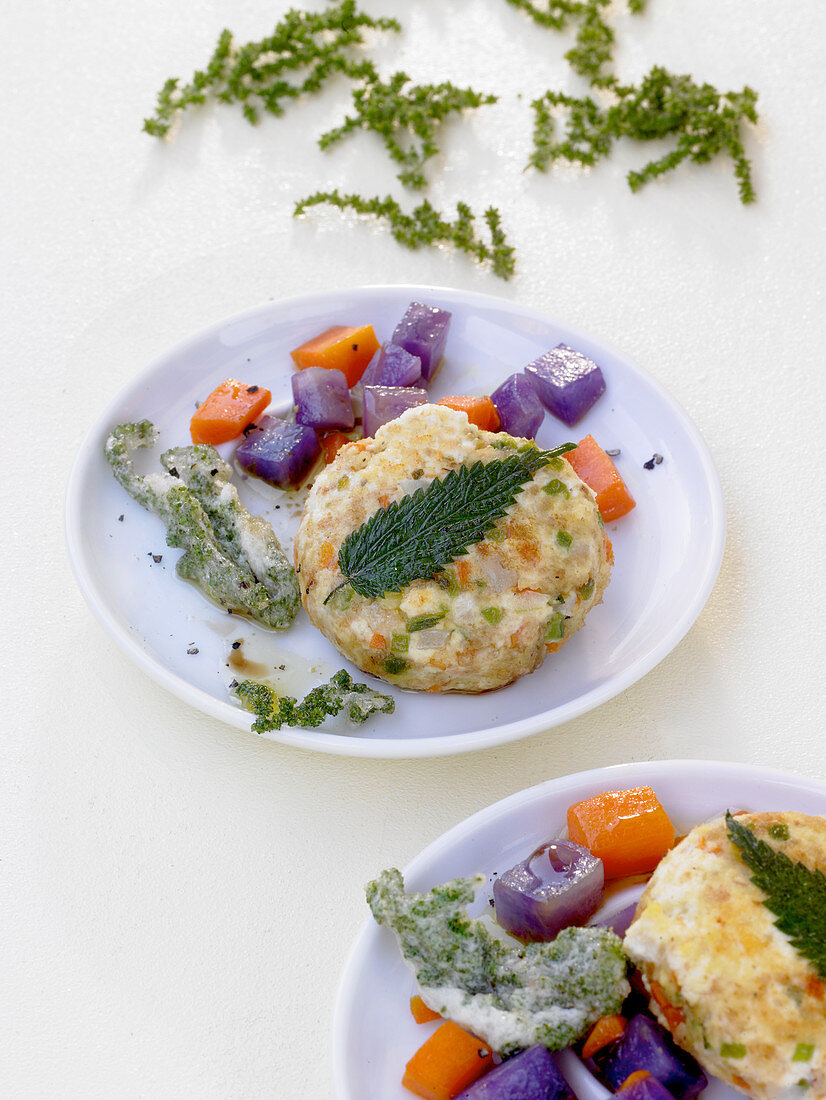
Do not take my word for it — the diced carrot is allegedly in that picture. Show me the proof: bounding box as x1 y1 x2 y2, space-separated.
319 541 335 569
581 1015 627 1059
290 324 380 387
566 785 676 879
436 396 501 432
190 379 271 445
455 561 471 588
619 1071 652 1090
320 429 354 464
650 981 686 1032
410 995 442 1024
369 632 386 650
565 434 636 522
402 1020 495 1100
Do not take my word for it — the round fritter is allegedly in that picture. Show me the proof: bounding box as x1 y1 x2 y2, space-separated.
624 812 826 1100
294 404 611 693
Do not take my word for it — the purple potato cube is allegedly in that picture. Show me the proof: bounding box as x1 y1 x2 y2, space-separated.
602 1015 707 1099
490 373 545 439
362 386 429 438
292 367 355 430
234 415 320 489
613 1075 675 1100
456 1045 573 1099
493 839 604 942
391 301 451 382
361 343 423 389
525 345 606 426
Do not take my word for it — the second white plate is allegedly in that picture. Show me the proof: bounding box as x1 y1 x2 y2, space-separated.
65 285 725 757
332 759 826 1098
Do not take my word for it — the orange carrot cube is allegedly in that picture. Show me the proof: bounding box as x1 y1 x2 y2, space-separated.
436 396 500 432
410 995 442 1025
190 379 271 445
567 785 675 879
565 434 636 522
402 1021 494 1100
290 324 380 387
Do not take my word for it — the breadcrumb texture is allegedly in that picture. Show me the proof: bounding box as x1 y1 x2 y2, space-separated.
294 404 611 692
624 811 826 1100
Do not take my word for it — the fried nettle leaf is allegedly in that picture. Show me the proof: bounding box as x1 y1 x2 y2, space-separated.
234 670 394 732
367 868 628 1055
726 812 826 980
329 444 575 601
319 71 498 189
143 1 400 137
294 190 516 279
529 68 758 202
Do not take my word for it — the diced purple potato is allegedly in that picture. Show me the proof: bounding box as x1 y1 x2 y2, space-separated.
361 343 423 389
362 386 429 437
614 1074 676 1100
391 301 451 382
494 839 604 942
525 344 606 426
490 373 545 440
457 1045 574 1099
292 367 355 431
591 901 639 938
234 415 320 489
601 1016 707 1099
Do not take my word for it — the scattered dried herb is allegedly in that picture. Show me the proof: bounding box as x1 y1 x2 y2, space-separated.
726 812 826 980
529 68 758 202
330 443 575 600
293 190 515 279
143 1 400 137
319 71 497 189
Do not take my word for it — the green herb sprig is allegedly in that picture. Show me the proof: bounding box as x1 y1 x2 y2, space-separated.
143 1 400 137
319 71 497 190
529 68 758 203
726 812 826 980
329 444 575 600
293 190 516 279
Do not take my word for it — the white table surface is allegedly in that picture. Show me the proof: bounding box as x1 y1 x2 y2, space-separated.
5 1 826 1096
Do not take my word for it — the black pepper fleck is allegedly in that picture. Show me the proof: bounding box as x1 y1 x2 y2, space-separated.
351 343 358 351
152 554 163 563
187 646 199 655
231 640 241 650
118 514 124 522
246 385 259 394
229 678 239 689
168 466 179 478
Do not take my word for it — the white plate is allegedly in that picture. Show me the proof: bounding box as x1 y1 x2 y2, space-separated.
332 759 826 1099
65 286 725 758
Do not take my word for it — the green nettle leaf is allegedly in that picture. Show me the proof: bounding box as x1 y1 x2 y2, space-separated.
726 812 826 980
332 445 574 600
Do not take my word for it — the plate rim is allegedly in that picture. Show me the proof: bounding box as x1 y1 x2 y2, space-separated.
65 283 726 758
330 757 826 1098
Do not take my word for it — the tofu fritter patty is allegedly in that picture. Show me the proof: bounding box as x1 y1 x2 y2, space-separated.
624 812 826 1100
294 405 611 693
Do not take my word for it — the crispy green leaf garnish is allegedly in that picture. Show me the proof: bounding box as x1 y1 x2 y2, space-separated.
505 0 631 87
233 670 394 732
726 812 826 980
319 71 497 190
528 67 758 203
143 1 400 137
330 444 575 600
294 190 516 279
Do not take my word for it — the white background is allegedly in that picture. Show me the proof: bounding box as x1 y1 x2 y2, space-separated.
4 1 826 1096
